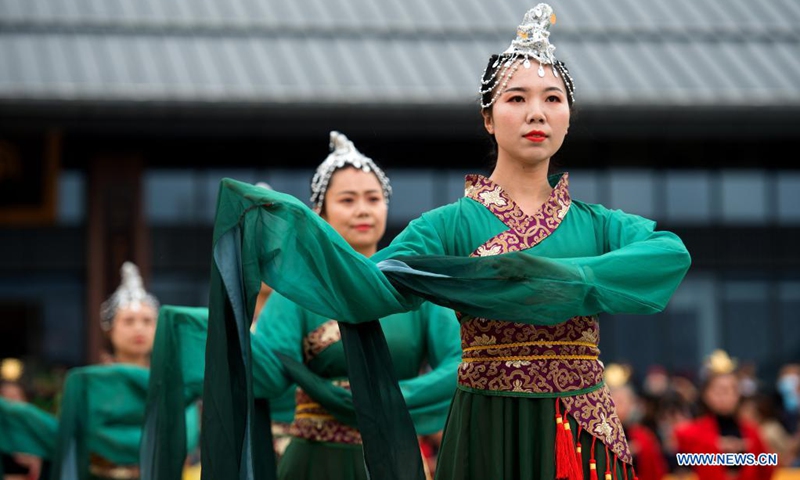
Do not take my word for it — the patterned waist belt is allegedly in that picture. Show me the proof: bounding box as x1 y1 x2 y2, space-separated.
89 455 140 479
290 381 362 445
458 339 604 396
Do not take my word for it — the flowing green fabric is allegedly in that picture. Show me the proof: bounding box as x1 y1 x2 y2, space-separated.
140 305 205 480
141 304 295 480
207 177 691 480
212 178 689 325
201 254 275 480
0 397 58 479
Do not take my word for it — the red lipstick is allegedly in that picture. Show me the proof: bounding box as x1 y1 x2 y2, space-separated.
524 130 547 142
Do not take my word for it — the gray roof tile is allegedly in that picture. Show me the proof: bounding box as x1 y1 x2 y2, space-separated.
0 0 797 107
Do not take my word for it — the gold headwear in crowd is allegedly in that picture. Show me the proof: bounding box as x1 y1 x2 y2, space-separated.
1 357 23 382
604 363 633 389
700 349 738 382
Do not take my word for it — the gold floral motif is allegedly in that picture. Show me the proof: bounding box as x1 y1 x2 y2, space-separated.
505 360 532 368
476 244 503 257
302 320 341 362
594 413 613 441
479 187 508 207
470 334 497 347
579 329 599 345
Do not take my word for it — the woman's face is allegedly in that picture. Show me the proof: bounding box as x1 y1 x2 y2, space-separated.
108 303 157 361
320 167 387 255
483 62 570 168
703 373 741 416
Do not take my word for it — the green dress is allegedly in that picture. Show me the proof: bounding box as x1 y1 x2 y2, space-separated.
203 172 691 480
49 363 200 480
251 293 461 480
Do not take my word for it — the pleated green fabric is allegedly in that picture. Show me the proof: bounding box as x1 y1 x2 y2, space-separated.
435 391 634 480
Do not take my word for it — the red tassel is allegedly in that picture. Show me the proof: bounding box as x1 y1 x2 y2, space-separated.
604 444 612 480
575 423 584 480
555 400 573 480
562 413 581 480
632 465 639 480
613 455 618 480
589 436 599 480
623 463 628 480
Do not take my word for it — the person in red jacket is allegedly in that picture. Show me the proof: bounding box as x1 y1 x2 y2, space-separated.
675 350 776 480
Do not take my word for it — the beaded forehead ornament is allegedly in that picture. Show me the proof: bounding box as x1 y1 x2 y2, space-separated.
480 3 575 108
310 131 392 210
99 261 160 331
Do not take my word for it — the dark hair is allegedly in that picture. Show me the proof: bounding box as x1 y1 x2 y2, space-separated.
479 54 576 172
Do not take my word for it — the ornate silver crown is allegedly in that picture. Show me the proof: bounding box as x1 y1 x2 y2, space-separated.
99 262 159 331
310 131 392 210
480 3 575 108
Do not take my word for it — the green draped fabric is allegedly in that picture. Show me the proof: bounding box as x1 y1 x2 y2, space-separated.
141 304 296 480
201 254 275 480
206 177 691 480
140 305 206 480
0 398 58 459
0 397 58 478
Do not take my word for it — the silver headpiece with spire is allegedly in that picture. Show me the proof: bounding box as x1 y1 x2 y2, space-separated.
480 3 575 108
99 262 160 331
310 131 392 210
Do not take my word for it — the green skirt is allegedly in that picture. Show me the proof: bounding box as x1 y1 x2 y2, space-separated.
277 438 367 480
435 390 633 480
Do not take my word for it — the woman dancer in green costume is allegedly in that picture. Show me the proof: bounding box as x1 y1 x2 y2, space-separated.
205 4 691 479
250 131 461 480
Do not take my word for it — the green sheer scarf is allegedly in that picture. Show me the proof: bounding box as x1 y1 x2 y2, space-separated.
140 305 205 480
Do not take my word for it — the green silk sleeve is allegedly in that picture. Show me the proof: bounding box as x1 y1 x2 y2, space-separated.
383 207 691 323
251 292 303 400
0 398 58 459
140 305 207 480
214 178 690 326
397 303 460 434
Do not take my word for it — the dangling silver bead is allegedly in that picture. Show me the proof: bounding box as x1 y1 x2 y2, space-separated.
523 58 531 69
538 63 545 77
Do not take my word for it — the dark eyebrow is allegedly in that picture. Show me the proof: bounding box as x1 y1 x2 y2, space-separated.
335 190 381 196
501 86 565 95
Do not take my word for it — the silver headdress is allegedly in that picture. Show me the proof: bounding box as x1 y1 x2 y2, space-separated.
480 3 575 108
310 131 392 210
99 262 160 331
